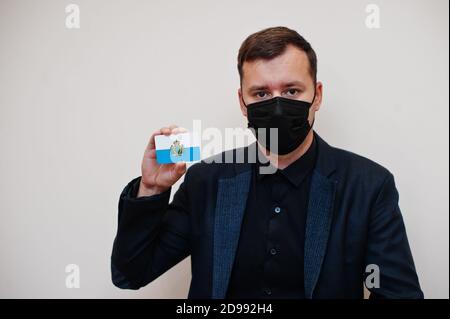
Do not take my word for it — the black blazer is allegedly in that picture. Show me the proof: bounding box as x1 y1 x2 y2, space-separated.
111 131 423 299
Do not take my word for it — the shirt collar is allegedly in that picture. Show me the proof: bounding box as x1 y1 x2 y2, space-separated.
256 135 317 187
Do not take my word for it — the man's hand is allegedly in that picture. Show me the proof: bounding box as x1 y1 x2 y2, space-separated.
137 125 187 197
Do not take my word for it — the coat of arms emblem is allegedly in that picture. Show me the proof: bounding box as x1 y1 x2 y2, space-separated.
170 139 184 157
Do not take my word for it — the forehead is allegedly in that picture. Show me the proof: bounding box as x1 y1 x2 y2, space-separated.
242 45 313 88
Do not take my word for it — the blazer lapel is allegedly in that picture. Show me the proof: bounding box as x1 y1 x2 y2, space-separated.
212 167 252 299
304 132 338 298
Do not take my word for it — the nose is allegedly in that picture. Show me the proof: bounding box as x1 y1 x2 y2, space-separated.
273 96 283 116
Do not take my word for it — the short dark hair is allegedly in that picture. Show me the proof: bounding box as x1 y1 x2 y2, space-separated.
237 26 317 85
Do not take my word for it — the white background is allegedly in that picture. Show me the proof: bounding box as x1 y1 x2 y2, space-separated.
0 0 448 298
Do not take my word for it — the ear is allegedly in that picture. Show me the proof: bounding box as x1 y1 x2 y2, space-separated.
312 81 323 112
238 87 248 117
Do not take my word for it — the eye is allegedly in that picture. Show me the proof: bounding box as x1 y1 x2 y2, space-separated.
285 88 300 97
255 91 269 99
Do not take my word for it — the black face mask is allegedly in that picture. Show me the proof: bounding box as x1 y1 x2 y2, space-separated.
243 90 316 155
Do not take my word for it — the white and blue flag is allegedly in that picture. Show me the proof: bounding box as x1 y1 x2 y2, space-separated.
155 132 201 164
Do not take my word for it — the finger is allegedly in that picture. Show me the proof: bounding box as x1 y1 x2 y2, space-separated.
161 124 177 134
173 162 186 177
160 126 172 135
147 129 161 150
171 126 187 135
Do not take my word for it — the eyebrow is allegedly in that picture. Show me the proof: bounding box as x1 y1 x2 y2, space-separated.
247 81 306 92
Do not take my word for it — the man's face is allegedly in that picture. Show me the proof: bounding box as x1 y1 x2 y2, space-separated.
238 44 322 126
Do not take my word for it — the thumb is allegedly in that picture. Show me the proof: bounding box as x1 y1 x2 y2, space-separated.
174 162 187 176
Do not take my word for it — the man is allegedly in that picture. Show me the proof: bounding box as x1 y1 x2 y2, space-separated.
111 26 423 299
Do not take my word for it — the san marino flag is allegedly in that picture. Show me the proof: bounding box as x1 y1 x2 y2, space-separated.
155 132 201 164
